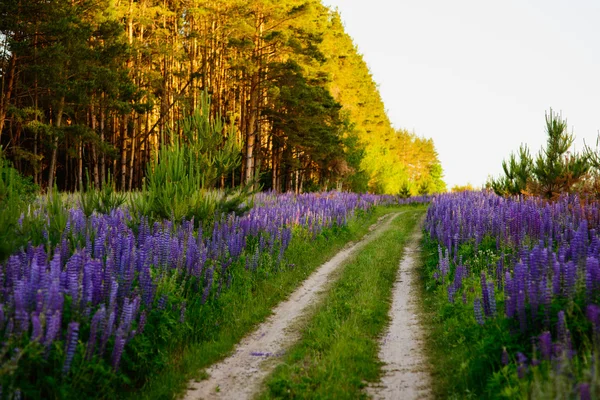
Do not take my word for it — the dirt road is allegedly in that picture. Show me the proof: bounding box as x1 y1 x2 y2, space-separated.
182 213 402 400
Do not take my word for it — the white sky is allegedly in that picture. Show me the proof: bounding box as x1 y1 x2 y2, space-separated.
321 0 600 189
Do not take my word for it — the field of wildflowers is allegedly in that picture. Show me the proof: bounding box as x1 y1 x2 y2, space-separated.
0 190 425 398
424 191 600 398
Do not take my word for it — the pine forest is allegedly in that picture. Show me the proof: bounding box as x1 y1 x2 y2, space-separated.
0 0 445 196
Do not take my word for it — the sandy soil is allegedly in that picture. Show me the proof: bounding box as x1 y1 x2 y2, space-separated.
367 220 432 400
182 212 401 400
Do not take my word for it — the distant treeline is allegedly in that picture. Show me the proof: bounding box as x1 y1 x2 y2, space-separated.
0 0 445 195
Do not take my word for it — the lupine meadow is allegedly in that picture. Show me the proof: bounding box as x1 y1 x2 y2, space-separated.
4 120 600 400
2 0 599 397
424 191 600 398
0 183 428 398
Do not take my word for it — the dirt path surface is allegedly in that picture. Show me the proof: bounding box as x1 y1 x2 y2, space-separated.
182 212 401 400
367 221 432 400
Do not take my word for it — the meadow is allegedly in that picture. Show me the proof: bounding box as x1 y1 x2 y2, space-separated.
0 155 428 398
422 192 600 399
2 1 597 398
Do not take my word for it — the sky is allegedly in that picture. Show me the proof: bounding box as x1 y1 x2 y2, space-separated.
320 0 600 189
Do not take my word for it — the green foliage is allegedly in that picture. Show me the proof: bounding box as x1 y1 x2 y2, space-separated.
43 188 69 246
489 110 589 198
419 236 514 398
319 13 446 194
398 181 413 198
489 145 533 196
420 232 600 399
1 0 445 195
340 132 370 192
79 172 126 217
140 93 248 225
531 110 589 198
0 149 39 261
264 59 349 190
427 163 448 193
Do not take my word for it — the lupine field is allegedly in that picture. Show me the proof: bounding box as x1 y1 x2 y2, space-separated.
0 190 425 398
424 191 600 399
7 186 600 399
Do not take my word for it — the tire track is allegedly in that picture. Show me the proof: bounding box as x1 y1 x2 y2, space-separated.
367 220 432 400
182 212 402 400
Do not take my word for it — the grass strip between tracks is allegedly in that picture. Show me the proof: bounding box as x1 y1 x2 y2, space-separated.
132 205 415 399
258 206 426 399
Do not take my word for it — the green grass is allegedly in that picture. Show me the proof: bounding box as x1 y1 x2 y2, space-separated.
257 206 427 400
131 206 413 400
417 236 480 399
416 236 522 399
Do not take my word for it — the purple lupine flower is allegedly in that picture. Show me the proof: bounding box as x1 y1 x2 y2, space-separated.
538 331 552 360
505 271 515 318
119 298 134 333
13 280 29 335
447 285 456 303
86 305 106 360
138 311 147 335
487 283 496 316
515 262 528 332
140 269 155 307
580 383 592 400
481 273 491 317
108 278 118 312
100 310 116 355
66 252 83 307
111 329 126 371
157 294 167 311
202 267 214 304
44 310 62 350
567 259 576 295
557 311 568 344
586 257 600 302
93 229 106 260
82 259 94 307
586 304 600 338
474 298 485 325
62 322 79 375
539 279 552 327
31 312 43 342
516 352 528 379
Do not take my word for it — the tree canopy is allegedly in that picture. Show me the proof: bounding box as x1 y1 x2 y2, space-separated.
0 0 445 195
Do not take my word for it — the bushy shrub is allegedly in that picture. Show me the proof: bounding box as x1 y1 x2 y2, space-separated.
0 149 39 261
138 92 250 227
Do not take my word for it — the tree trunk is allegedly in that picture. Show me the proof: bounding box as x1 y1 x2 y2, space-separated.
78 139 83 190
91 102 99 188
128 116 136 191
99 97 106 187
244 13 264 189
244 81 257 187
271 132 278 192
120 114 128 191
48 97 65 192
0 53 17 142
